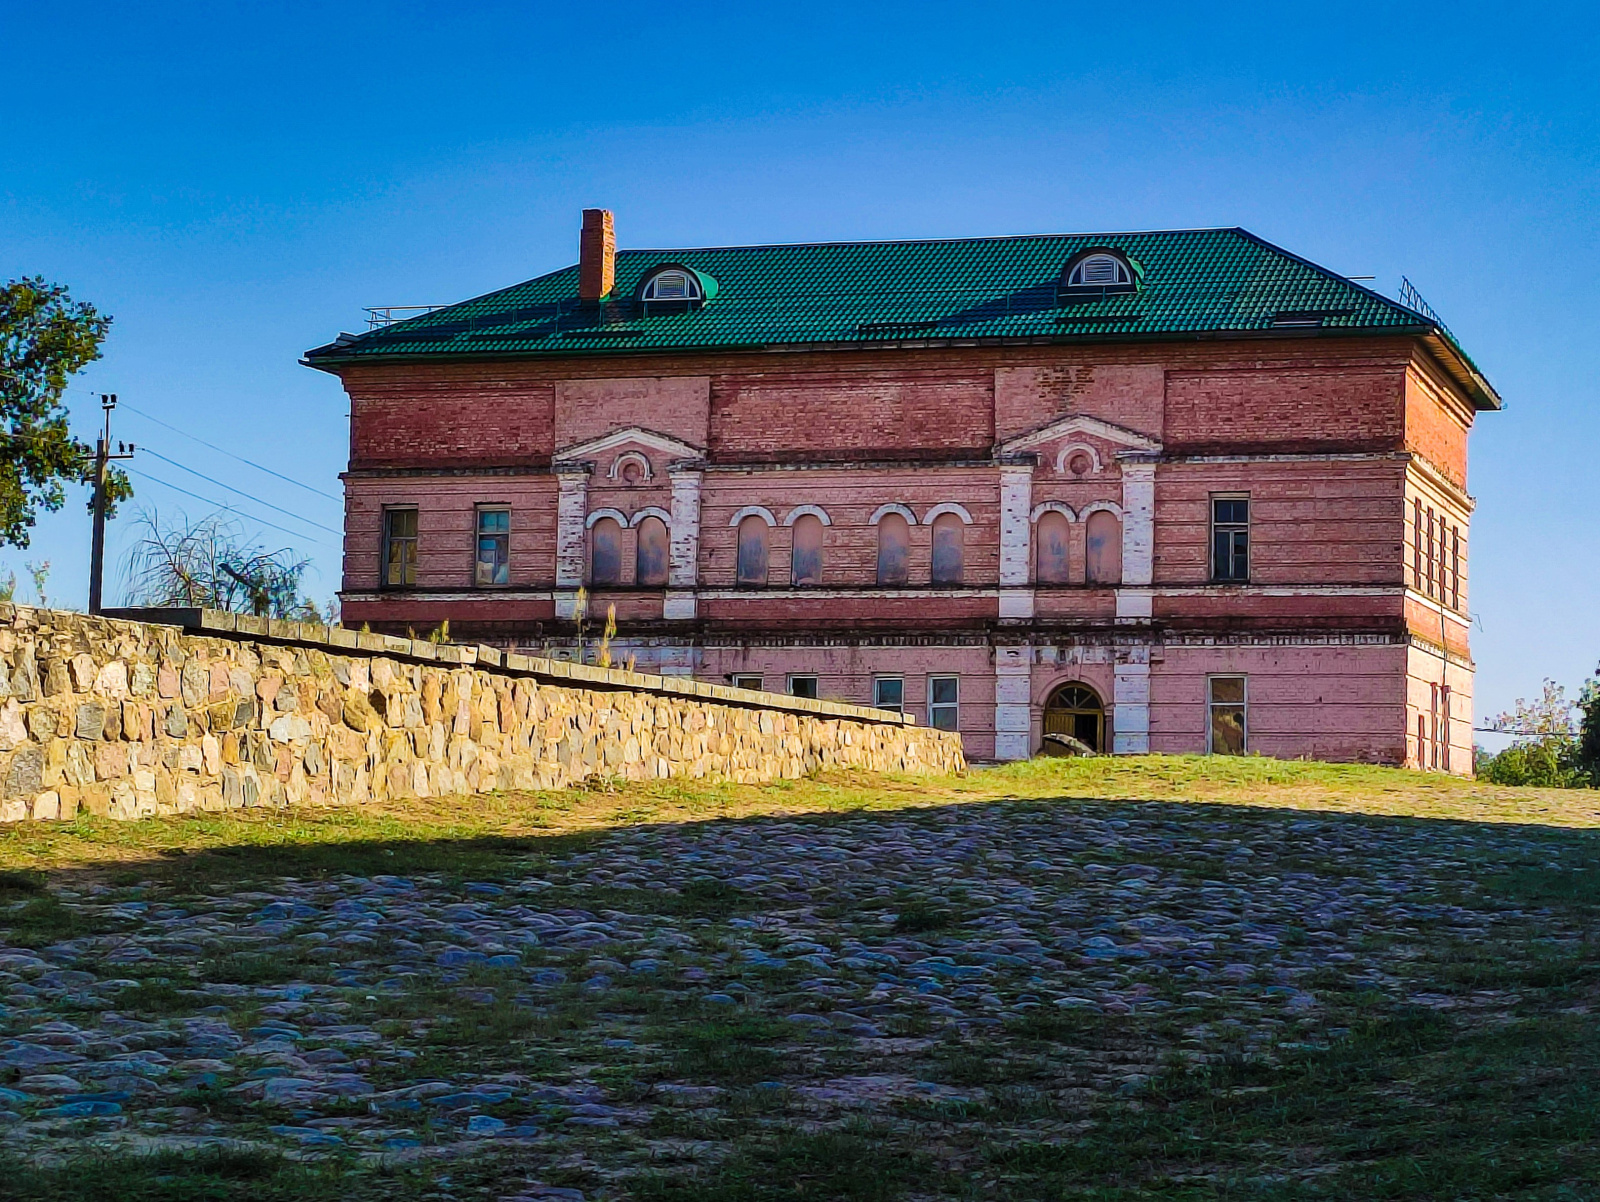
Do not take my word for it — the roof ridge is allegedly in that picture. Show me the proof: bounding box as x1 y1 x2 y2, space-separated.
609 226 1247 256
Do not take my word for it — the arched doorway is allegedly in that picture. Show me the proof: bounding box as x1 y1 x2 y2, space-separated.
1043 683 1105 752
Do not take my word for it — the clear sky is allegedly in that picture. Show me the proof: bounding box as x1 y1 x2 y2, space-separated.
2 1 1596 736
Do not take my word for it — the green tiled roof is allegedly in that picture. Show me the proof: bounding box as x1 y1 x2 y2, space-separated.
306 227 1498 408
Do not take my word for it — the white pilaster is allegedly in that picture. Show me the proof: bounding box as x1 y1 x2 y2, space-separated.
554 464 590 619
1116 453 1157 627
998 462 1035 620
665 466 704 620
1112 643 1151 754
994 644 1033 761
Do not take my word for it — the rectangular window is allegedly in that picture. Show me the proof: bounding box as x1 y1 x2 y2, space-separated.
1413 498 1424 588
1451 526 1461 611
873 677 904 714
475 507 510 586
732 674 764 692
1425 507 1436 597
1430 683 1441 769
383 507 418 588
929 675 959 731
788 675 819 700
1207 675 1247 755
1441 684 1451 773
1210 496 1249 582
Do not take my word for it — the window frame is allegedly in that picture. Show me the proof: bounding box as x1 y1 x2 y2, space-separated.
928 675 959 732
787 674 819 700
474 505 511 588
1069 254 1131 287
382 506 419 589
1209 494 1250 583
732 674 764 692
634 514 670 588
873 676 904 714
641 269 702 302
1206 674 1248 755
588 516 625 586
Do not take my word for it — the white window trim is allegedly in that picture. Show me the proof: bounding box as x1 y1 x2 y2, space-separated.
869 503 918 526
1053 442 1106 474
873 675 905 713
928 674 960 731
1205 674 1248 754
923 502 974 525
732 674 764 692
728 505 778 527
628 507 672 527
642 270 702 301
1030 500 1079 523
608 451 654 482
1079 500 1124 520
584 507 630 529
1069 254 1131 286
787 674 819 698
783 504 833 527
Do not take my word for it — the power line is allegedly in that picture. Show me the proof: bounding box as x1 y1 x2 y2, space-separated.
117 402 343 502
124 466 341 550
138 448 343 536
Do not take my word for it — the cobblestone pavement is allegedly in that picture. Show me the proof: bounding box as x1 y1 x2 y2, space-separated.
0 793 1593 1198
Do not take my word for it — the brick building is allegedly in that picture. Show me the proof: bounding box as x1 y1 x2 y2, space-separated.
305 211 1498 769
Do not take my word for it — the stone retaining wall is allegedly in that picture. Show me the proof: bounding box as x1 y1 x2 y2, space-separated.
0 606 964 823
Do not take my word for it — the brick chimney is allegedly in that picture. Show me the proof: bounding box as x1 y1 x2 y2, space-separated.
579 208 615 301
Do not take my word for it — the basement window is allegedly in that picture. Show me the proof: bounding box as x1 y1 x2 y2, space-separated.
1208 676 1247 755
788 675 819 700
929 676 960 731
874 677 904 714
733 674 764 692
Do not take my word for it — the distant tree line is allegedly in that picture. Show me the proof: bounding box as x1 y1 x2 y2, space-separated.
1476 672 1600 788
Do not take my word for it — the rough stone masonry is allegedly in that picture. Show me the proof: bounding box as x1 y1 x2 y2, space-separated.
0 605 963 823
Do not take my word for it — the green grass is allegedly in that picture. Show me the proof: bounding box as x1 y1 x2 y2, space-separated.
3 756 1600 1199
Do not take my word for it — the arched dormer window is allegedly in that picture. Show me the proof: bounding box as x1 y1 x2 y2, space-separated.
641 270 701 301
1069 254 1131 287
1059 248 1138 300
637 264 716 311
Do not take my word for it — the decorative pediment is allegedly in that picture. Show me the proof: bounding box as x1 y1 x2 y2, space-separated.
553 426 705 467
996 414 1163 458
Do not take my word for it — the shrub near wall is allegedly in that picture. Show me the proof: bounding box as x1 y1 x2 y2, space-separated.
0 605 963 823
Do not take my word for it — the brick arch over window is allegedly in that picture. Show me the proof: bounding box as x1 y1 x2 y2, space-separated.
783 504 833 527
585 507 630 529
868 503 918 526
727 505 777 528
1030 500 1079 523
923 502 973 525
628 507 672 527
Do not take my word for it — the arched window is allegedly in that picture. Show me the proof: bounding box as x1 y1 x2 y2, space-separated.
635 516 669 587
1068 254 1132 287
931 513 965 585
589 517 623 586
736 515 769 586
1036 511 1071 584
791 514 824 586
876 512 910 586
641 269 703 301
1085 511 1122 585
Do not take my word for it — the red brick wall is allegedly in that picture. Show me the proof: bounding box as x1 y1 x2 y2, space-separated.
1164 362 1406 455
342 363 556 469
995 364 1164 440
1404 360 1473 488
708 367 994 461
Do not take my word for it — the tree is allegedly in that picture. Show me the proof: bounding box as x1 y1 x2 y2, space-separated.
1477 677 1592 788
0 277 130 545
1575 671 1600 785
122 508 326 620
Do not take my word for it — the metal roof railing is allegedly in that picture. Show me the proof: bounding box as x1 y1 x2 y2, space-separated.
364 305 450 330
1397 277 1453 340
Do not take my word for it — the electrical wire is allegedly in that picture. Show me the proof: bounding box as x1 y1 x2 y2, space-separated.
124 466 340 550
112 400 343 503
138 448 343 536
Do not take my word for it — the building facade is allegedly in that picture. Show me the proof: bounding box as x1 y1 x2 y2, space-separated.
306 212 1498 770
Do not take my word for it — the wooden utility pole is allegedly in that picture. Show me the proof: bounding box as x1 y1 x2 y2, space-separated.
88 393 134 615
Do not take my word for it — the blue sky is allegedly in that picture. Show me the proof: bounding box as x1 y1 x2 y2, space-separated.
2 1 1596 734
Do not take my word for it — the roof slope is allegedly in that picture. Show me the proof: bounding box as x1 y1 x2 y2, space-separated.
307 227 1498 409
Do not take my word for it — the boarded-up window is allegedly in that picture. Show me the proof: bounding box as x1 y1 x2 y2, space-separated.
1085 510 1122 585
931 513 964 585
1413 498 1424 588
1425 507 1436 596
737 516 769 586
1208 675 1247 755
1451 526 1461 611
1035 511 1071 584
635 516 669 586
791 514 824 586
877 512 909 586
589 518 623 586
